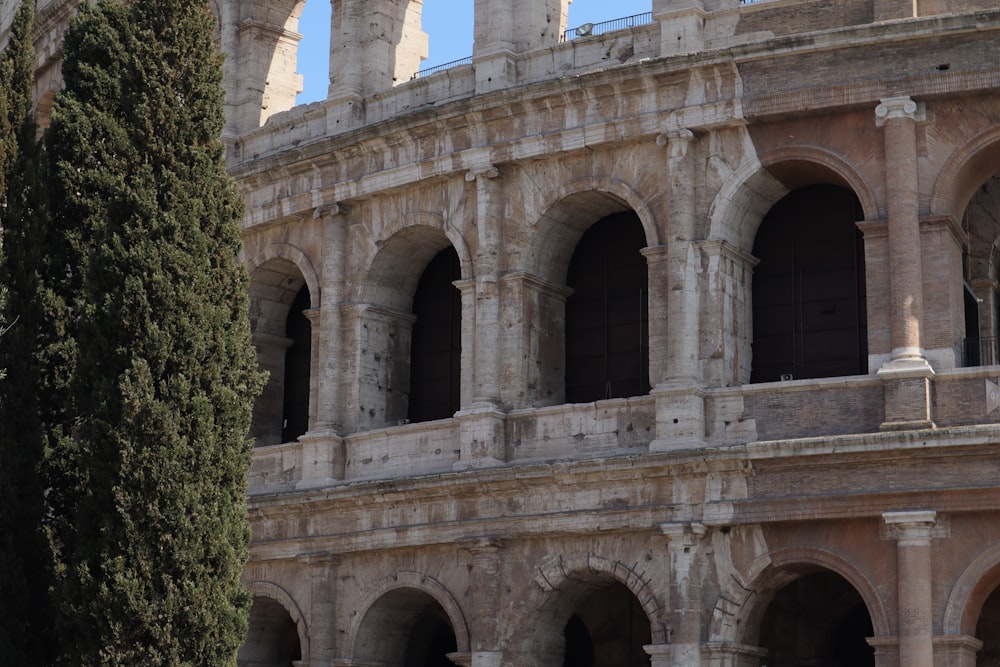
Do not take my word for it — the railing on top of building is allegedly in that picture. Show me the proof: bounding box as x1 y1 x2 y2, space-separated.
961 336 1000 367
410 55 474 81
561 12 655 42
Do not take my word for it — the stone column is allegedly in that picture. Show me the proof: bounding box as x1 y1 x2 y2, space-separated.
466 167 504 408
875 97 935 430
456 539 505 667
454 169 508 471
883 510 938 667
297 206 349 488
654 521 708 666
651 129 706 452
328 0 366 126
298 552 340 665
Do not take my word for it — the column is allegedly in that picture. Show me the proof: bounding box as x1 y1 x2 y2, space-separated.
651 129 707 451
875 97 935 430
454 539 505 667
649 522 708 666
298 552 340 666
883 510 938 667
328 0 366 126
454 168 507 470
297 205 349 488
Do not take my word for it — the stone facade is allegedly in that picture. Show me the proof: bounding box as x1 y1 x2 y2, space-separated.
10 1 1000 665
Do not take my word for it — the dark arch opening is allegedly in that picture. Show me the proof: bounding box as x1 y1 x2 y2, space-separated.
355 587 459 666
758 570 874 667
751 185 867 383
282 284 311 443
976 583 1000 665
408 246 462 423
237 597 301 667
562 580 650 667
565 212 649 403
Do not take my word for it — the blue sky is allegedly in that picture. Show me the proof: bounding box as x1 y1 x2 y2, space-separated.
295 0 653 104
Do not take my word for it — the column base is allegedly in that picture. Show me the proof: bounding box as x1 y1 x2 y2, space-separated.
454 404 508 470
877 357 936 431
649 381 706 452
295 429 345 490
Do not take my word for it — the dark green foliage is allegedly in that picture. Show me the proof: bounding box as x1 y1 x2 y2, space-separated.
42 0 264 664
0 1 56 663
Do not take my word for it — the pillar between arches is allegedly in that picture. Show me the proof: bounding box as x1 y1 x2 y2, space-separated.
883 510 938 667
650 521 708 666
875 96 935 431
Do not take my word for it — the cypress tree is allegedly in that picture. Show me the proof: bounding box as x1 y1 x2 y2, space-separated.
0 1 55 663
44 0 264 664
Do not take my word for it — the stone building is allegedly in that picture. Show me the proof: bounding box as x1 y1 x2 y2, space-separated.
10 0 1000 665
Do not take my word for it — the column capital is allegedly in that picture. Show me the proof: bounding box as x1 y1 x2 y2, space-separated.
658 521 708 545
876 96 923 125
883 510 946 543
314 202 352 218
656 128 695 156
465 165 501 181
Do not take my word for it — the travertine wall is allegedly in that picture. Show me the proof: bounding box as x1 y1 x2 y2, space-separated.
10 1 1000 666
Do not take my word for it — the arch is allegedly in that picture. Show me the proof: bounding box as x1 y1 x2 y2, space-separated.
245 242 321 309
529 177 660 284
357 213 472 311
760 146 880 223
931 125 1000 220
708 546 890 646
246 580 310 661
944 542 1000 636
708 147 878 250
532 552 668 645
345 571 471 658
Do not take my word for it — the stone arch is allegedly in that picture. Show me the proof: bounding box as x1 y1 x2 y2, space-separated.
246 580 310 660
531 551 668 644
709 147 877 251
944 542 1000 636
245 242 321 309
503 551 664 665
345 571 471 659
760 146 880 223
931 126 1000 220
356 214 472 312
709 545 890 646
529 177 661 284
246 243 319 445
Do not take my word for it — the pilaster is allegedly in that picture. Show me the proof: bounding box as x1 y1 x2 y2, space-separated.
656 522 708 666
883 510 939 667
458 539 505 656
297 552 340 665
875 96 935 430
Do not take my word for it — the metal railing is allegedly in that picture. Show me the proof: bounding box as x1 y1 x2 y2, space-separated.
961 337 1000 367
561 12 655 42
410 55 473 81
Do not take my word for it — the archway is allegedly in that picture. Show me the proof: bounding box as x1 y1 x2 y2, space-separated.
408 246 462 423
565 211 649 403
238 596 302 667
961 176 1000 366
353 587 460 667
750 184 867 383
561 579 652 667
756 570 874 667
975 584 1000 665
248 257 314 446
